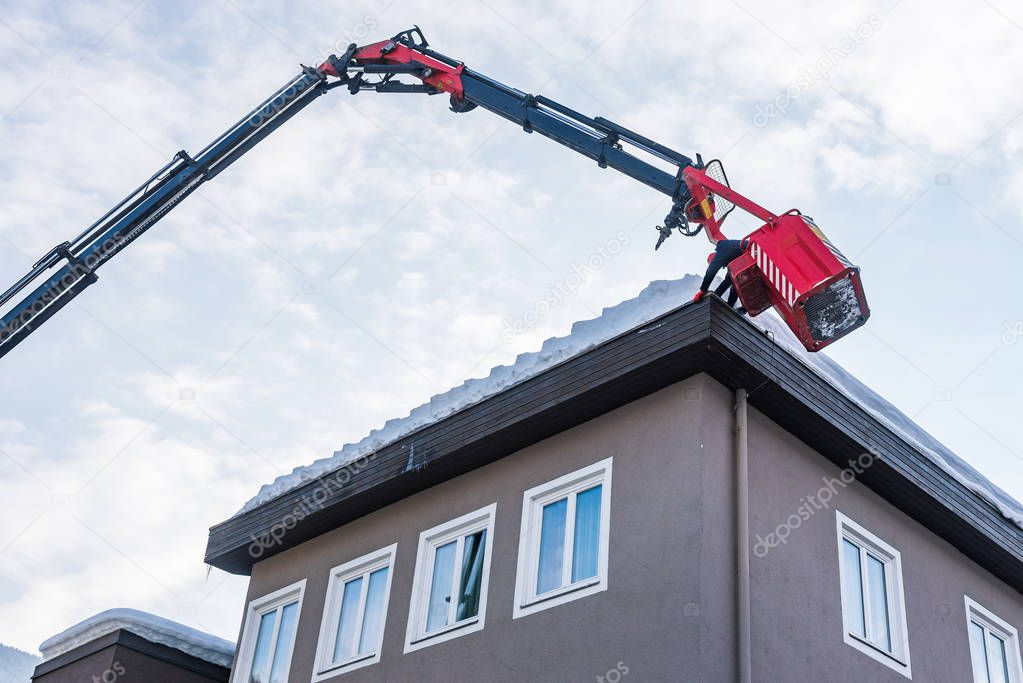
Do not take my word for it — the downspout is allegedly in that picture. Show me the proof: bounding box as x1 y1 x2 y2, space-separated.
735 388 752 683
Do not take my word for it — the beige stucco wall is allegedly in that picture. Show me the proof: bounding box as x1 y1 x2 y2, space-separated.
238 374 735 682
233 371 1023 682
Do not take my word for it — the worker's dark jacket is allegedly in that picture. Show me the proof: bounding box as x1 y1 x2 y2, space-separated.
699 239 745 292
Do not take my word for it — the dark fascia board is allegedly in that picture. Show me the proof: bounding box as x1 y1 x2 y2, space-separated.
32 630 120 679
205 298 1023 592
32 628 230 681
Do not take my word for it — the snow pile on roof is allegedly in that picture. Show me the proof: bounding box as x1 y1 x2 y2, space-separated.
39 608 234 668
238 277 705 514
238 275 1023 530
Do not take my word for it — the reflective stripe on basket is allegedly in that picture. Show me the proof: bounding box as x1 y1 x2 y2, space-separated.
750 242 799 305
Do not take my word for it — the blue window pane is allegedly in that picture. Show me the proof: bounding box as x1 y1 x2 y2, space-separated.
427 541 457 632
841 539 865 638
358 568 389 654
537 498 567 594
572 485 602 582
989 632 1010 683
866 553 891 651
970 621 991 683
268 602 298 683
457 530 486 621
249 610 277 683
333 576 364 663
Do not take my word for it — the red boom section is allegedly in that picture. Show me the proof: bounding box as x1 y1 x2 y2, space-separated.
320 39 465 99
684 167 870 352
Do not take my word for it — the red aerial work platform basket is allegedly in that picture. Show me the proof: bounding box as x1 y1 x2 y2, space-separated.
683 163 870 352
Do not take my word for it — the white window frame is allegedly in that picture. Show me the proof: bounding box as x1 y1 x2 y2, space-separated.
312 544 397 681
965 595 1023 683
231 579 306 683
835 512 912 679
513 457 612 619
403 504 497 653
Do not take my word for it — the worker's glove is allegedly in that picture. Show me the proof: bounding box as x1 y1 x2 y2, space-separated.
693 290 705 302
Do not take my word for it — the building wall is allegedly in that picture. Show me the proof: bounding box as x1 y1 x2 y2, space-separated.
241 374 736 682
747 405 1023 681
238 371 1023 682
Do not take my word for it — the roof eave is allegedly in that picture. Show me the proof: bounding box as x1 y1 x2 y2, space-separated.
205 298 1023 594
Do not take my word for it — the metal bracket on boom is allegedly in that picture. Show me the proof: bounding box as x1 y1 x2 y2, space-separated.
391 26 429 49
597 131 620 169
655 204 689 251
655 158 710 249
177 149 209 179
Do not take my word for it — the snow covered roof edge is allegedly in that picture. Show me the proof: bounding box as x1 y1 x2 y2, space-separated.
39 608 234 668
237 275 1023 531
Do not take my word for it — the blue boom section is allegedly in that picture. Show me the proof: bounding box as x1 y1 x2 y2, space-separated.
0 67 331 358
460 68 691 199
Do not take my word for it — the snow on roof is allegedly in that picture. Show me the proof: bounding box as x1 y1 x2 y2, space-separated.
238 275 1023 530
39 608 234 668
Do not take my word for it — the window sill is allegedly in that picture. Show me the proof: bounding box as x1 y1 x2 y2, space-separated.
312 651 380 681
404 615 486 653
848 632 906 666
522 577 601 609
843 631 911 678
513 575 606 619
410 617 480 645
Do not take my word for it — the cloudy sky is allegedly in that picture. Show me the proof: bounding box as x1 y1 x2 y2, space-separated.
1 0 1021 655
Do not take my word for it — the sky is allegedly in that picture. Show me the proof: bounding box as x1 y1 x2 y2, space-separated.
0 0 1021 656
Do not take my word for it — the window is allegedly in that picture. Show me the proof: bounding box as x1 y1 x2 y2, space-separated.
835 512 911 678
965 596 1023 683
312 545 396 680
404 504 497 652
233 579 305 683
513 457 612 619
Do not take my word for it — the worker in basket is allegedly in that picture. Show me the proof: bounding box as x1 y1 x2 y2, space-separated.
693 237 747 314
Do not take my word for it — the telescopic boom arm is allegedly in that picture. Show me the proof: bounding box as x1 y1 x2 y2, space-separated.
0 27 866 360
